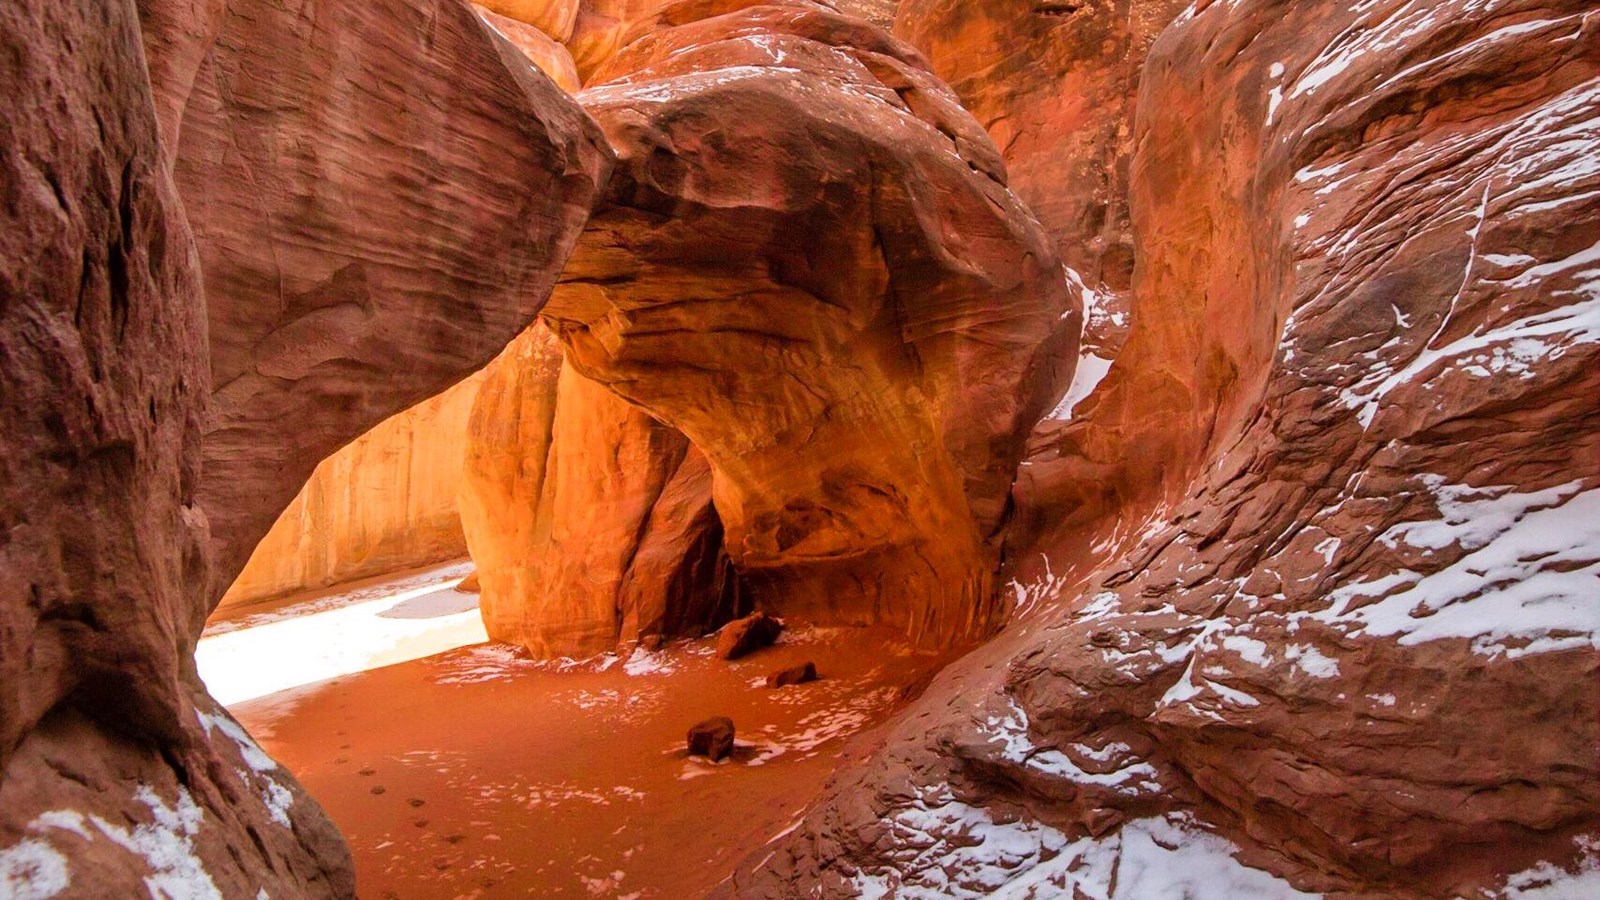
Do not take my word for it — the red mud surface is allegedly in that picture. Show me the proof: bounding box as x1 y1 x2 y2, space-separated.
229 622 951 898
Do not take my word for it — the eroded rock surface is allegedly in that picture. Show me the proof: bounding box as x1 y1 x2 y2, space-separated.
170 0 611 601
3 0 610 895
1 2 349 894
895 0 1189 292
725 0 1600 897
543 0 1077 648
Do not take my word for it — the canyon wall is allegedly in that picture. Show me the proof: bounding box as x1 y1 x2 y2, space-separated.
727 0 1600 897
220 374 485 610
0 0 610 895
895 0 1190 291
460 324 743 657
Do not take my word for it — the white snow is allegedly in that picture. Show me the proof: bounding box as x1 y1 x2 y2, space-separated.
622 647 676 677
1312 479 1600 658
0 838 71 900
1501 835 1600 899
978 699 1162 795
1285 644 1340 679
1050 354 1113 420
196 710 294 828
196 562 485 705
852 790 1319 900
1048 270 1121 421
24 785 221 900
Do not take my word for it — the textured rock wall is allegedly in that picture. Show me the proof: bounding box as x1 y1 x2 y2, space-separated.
477 3 584 91
460 324 741 657
220 374 485 609
726 0 1600 896
541 0 1076 649
174 0 610 604
895 0 1190 291
1 2 350 894
1 0 610 894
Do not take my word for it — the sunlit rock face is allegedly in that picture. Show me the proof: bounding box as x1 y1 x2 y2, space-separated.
1 0 609 895
169 0 612 604
477 0 901 84
459 324 743 658
726 0 1600 896
891 0 1190 554
220 373 486 610
477 3 584 91
539 0 1077 649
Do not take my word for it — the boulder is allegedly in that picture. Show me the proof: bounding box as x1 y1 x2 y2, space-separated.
687 717 736 761
544 0 1077 648
766 663 819 689
716 613 785 661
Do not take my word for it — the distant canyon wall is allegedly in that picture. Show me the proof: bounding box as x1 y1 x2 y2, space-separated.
219 374 484 609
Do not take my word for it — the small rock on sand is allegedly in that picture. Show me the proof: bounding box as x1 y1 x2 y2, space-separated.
715 613 783 660
766 662 819 688
687 717 736 761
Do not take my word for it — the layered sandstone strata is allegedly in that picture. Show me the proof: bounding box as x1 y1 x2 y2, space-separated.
0 0 610 895
728 0 1600 896
540 0 1077 649
894 0 1190 291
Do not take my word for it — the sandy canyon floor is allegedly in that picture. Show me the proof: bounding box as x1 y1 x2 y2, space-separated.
198 564 952 898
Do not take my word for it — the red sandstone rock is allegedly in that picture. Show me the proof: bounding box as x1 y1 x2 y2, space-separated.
168 0 611 603
545 0 1078 648
687 717 737 761
3 0 609 895
723 0 1600 897
766 662 819 688
1 2 349 894
895 0 1188 292
220 373 487 609
477 4 584 91
460 323 742 658
716 613 785 661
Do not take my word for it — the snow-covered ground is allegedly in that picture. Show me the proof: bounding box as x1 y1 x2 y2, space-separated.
196 561 483 706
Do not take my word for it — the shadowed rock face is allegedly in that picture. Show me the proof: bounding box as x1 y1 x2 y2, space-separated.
723 0 1600 896
460 323 743 657
2 0 609 894
895 0 1190 292
1 2 350 895
541 0 1077 648
164 0 612 603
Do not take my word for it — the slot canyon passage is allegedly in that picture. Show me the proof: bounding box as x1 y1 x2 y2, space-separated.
1 0 1598 897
